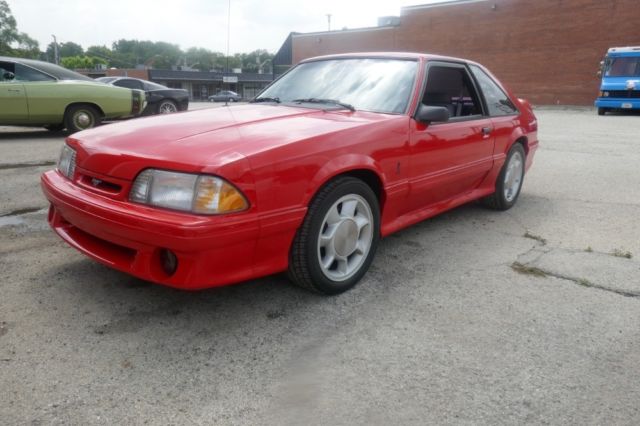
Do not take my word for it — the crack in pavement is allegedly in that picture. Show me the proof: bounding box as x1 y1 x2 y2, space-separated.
510 229 640 299
0 161 55 170
0 206 46 217
511 261 640 299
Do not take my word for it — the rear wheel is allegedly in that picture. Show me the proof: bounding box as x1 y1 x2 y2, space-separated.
482 143 526 211
288 177 380 295
157 100 178 114
229 98 236 102
64 105 101 133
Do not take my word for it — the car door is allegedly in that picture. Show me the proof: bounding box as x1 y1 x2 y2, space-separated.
468 64 521 156
15 63 59 123
0 61 29 123
407 62 495 212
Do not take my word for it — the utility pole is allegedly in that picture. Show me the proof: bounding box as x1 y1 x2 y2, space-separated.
225 0 231 106
326 14 332 31
51 35 59 65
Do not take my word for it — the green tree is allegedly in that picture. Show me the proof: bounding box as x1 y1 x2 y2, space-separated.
46 41 84 60
86 45 113 62
59 41 83 57
239 49 273 73
61 55 106 69
0 0 40 58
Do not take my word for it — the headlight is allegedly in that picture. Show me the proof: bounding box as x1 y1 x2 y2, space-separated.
57 144 76 179
129 169 249 215
603 91 610 97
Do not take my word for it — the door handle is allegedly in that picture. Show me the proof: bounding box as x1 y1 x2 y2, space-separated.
8 89 21 93
481 127 492 135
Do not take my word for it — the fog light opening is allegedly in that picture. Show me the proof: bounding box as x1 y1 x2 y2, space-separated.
160 249 178 276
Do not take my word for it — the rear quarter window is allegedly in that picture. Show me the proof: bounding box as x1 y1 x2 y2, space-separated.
469 65 518 116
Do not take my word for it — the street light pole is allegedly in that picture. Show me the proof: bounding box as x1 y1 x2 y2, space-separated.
225 0 231 106
51 35 59 65
326 14 332 31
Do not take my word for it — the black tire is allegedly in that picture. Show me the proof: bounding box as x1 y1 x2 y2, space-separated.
44 124 64 132
157 100 178 114
288 176 380 295
229 98 236 103
481 143 526 211
597 107 607 116
64 105 101 133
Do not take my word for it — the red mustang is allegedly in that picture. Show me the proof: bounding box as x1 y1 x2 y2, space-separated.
42 53 538 295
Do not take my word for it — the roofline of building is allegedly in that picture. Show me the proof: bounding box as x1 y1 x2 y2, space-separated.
291 25 396 39
401 0 488 13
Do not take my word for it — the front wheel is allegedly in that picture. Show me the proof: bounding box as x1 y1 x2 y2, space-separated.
64 105 101 133
597 107 607 116
482 143 526 211
288 177 380 295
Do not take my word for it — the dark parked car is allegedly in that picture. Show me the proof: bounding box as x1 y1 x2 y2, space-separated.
96 77 188 115
208 90 242 102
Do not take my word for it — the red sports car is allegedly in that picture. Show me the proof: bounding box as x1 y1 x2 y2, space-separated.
42 53 538 295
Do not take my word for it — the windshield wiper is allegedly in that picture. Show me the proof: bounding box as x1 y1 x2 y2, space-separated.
251 96 280 103
292 98 355 112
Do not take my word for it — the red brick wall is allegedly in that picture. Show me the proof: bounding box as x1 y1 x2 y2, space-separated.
292 0 640 105
293 27 398 62
105 69 150 80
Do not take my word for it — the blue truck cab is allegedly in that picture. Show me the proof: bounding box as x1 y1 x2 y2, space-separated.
595 46 640 115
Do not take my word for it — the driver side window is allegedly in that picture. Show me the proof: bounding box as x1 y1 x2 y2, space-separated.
422 65 483 119
0 62 16 82
14 64 55 82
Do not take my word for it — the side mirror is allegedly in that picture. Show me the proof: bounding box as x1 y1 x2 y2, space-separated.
3 71 15 81
415 104 450 124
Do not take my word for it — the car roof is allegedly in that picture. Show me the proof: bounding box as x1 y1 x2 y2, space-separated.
0 56 95 81
300 51 473 64
105 76 143 82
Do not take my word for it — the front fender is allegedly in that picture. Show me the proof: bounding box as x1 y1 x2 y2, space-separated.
303 154 387 205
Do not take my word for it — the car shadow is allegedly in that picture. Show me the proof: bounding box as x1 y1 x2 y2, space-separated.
29 193 549 362
603 109 640 116
0 128 67 140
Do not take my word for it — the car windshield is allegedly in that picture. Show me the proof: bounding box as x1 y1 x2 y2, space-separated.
605 57 640 77
257 58 418 114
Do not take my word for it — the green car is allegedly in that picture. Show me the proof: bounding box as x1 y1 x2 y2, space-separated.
0 56 146 133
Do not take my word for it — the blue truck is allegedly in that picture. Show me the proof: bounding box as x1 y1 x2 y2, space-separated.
595 46 640 115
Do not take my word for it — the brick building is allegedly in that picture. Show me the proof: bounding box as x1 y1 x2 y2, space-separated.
274 0 640 106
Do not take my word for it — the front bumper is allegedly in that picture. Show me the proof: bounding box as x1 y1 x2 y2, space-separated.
595 98 640 109
41 170 262 289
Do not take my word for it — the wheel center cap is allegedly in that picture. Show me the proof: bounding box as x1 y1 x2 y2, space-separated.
77 113 90 127
334 220 358 256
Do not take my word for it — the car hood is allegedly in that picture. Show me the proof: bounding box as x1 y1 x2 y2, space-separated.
600 76 640 90
72 104 395 179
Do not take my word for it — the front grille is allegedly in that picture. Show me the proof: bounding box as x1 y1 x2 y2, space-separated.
605 90 640 99
77 173 124 196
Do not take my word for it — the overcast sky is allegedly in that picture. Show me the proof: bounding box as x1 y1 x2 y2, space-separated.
8 0 447 54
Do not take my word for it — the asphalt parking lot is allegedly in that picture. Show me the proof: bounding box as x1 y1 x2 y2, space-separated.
1 106 639 425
